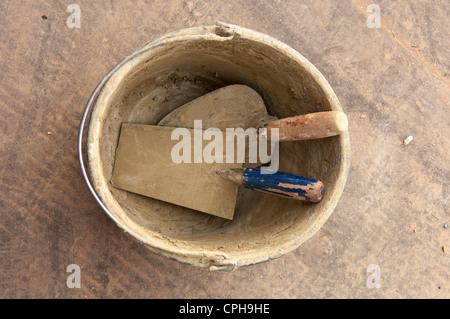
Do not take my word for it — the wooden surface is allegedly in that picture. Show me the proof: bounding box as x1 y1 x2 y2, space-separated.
0 0 448 298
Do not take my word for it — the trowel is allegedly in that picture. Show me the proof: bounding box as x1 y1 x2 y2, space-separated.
158 85 347 167
111 123 325 220
159 85 348 142
111 85 347 219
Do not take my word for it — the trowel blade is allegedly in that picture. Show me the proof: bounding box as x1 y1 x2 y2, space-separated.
111 123 243 220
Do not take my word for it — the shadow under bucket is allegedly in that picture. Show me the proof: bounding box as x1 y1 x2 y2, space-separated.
78 22 351 271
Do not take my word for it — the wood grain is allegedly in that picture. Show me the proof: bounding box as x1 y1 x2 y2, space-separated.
0 0 448 299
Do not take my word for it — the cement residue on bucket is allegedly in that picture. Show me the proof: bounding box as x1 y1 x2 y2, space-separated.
83 22 350 269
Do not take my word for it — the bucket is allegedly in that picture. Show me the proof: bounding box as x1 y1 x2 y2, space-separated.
78 22 351 271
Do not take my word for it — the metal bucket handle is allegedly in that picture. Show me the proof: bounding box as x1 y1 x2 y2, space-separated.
77 55 136 226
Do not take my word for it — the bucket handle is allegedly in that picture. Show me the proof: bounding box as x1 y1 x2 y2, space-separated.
77 54 138 226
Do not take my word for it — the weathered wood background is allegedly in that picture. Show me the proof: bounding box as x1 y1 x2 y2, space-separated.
0 0 448 298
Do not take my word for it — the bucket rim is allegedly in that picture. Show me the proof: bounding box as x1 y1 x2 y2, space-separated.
78 22 351 271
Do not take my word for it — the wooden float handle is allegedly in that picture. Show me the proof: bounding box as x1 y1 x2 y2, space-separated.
216 168 324 202
265 111 348 141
